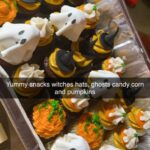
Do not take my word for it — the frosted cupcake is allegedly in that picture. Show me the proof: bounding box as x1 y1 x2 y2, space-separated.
26 17 55 46
127 107 150 134
13 63 45 97
33 99 66 139
50 133 90 150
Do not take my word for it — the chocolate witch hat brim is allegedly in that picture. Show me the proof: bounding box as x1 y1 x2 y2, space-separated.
101 27 119 50
56 50 75 73
22 0 38 3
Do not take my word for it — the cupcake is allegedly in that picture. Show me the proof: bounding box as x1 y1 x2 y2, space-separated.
76 112 104 149
17 0 41 16
50 5 87 42
26 17 55 46
71 38 95 68
33 99 66 139
41 0 64 12
127 107 150 134
13 63 45 97
50 133 90 150
90 27 119 59
62 86 90 112
114 127 139 150
0 0 17 26
44 48 76 78
67 0 86 6
77 3 100 37
0 22 40 65
99 101 126 130
102 57 126 76
99 145 120 150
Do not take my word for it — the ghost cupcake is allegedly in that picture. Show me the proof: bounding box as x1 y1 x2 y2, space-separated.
114 127 139 150
17 0 41 16
26 17 55 46
99 101 126 130
68 0 86 6
33 99 66 139
41 0 64 12
71 38 94 68
50 133 90 150
127 107 150 134
44 48 76 78
90 28 119 59
13 63 45 97
102 57 126 76
76 112 104 149
0 22 40 65
0 0 17 26
49 5 87 42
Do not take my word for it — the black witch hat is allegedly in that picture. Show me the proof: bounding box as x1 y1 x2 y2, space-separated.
56 49 75 73
100 27 119 50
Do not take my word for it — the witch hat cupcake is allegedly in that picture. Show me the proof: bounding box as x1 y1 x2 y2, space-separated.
44 48 76 78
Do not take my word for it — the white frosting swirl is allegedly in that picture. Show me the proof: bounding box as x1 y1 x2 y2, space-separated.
140 111 150 130
19 63 44 79
51 133 90 150
30 17 53 38
107 57 125 74
108 105 126 125
83 3 100 24
123 128 139 149
71 98 89 110
99 145 120 150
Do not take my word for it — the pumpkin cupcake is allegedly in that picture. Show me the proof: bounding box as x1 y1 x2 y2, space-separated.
25 17 55 46
102 57 126 76
33 99 66 139
76 112 104 149
44 48 76 78
13 63 45 97
127 107 150 134
114 127 139 150
41 0 64 12
17 0 41 16
0 0 17 26
99 100 126 130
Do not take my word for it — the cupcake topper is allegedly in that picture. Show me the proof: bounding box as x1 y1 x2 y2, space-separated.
56 50 75 73
101 27 119 50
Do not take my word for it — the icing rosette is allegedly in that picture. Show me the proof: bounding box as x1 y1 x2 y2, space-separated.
102 57 126 76
0 0 17 25
78 3 100 28
114 127 139 150
33 99 66 139
13 63 45 97
51 133 90 150
128 107 150 133
76 112 104 149
26 17 54 46
99 101 126 129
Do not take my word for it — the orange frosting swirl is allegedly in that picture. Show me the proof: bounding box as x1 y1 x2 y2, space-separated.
0 0 17 25
33 99 66 139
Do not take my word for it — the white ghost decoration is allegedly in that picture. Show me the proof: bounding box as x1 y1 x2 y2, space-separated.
50 5 87 42
0 22 40 65
51 133 90 150
88 70 120 99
